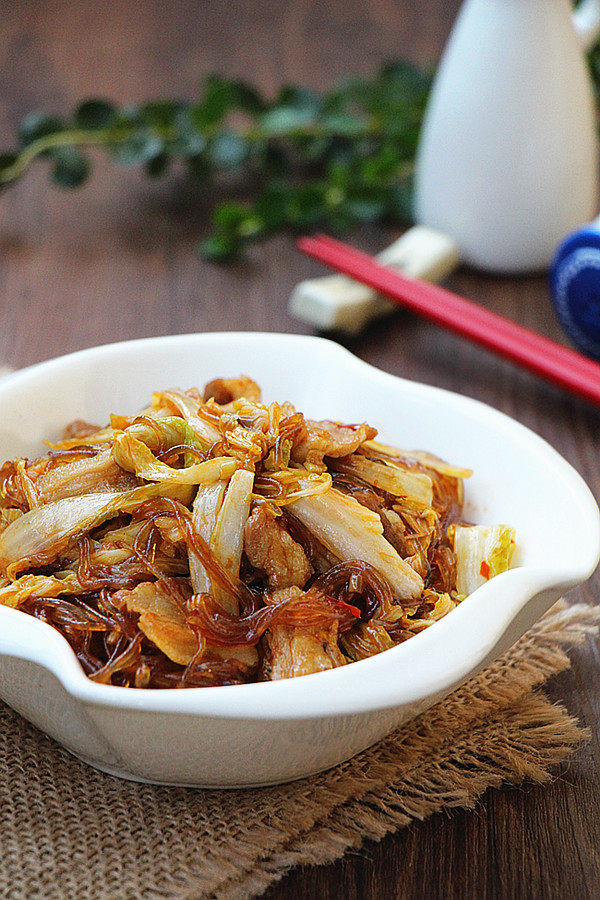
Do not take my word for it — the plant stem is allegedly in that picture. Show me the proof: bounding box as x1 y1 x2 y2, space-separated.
0 118 394 187
0 127 134 184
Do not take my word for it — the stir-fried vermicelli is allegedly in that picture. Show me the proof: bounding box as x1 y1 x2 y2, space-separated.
0 376 515 688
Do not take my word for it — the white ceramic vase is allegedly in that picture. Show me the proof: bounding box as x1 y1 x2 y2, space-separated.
415 0 600 273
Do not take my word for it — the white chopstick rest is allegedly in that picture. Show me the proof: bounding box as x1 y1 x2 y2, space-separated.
289 225 461 334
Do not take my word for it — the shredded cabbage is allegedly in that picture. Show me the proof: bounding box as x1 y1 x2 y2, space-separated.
209 469 254 612
152 389 221 444
0 572 81 608
0 482 193 571
190 480 228 595
125 416 210 456
112 431 236 484
289 484 424 601
452 524 516 595
361 440 473 479
190 470 254 614
332 454 433 506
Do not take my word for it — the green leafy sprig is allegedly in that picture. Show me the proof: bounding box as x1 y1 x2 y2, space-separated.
0 63 431 259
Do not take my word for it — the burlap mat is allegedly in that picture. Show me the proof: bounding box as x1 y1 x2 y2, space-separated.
0 600 597 899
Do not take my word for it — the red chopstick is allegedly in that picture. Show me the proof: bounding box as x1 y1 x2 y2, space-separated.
297 233 600 407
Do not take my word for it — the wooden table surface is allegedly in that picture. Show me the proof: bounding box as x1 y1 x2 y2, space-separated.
1 2 599 897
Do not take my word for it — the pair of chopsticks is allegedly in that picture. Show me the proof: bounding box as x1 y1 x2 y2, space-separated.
297 234 600 408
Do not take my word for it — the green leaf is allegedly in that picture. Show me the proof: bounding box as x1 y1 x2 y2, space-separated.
193 75 235 128
172 131 207 157
144 151 170 178
346 197 386 221
301 136 334 163
18 112 63 148
321 112 366 138
327 140 357 168
118 104 144 127
212 202 248 230
140 100 181 131
359 144 403 183
232 80 266 115
237 216 264 239
254 182 288 229
51 147 90 188
111 132 164 166
210 203 264 241
200 232 240 261
172 107 207 157
276 85 321 113
188 103 208 132
380 60 431 95
74 99 117 129
260 106 317 136
285 182 328 228
209 131 248 168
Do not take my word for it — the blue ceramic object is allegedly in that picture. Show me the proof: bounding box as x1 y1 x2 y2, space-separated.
551 221 600 360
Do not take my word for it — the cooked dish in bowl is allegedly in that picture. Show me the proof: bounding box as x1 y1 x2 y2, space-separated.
0 375 515 689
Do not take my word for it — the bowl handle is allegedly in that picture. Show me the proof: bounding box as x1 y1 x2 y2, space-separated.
0 608 83 682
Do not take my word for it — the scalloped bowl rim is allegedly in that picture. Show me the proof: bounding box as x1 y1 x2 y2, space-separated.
0 332 598 721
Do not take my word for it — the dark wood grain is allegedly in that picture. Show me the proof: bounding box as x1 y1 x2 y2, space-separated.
1 2 599 897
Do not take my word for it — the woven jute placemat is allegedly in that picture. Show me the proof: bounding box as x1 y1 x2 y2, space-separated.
0 600 597 899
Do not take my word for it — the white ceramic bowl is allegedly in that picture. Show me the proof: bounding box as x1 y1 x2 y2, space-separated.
0 333 598 787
